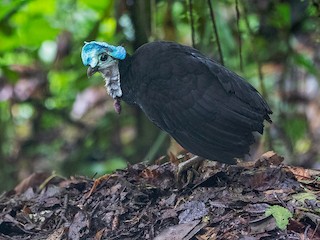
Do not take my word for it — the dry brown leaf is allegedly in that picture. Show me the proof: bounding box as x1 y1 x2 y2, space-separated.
154 220 200 240
46 227 66 240
68 211 89 240
286 166 320 181
14 172 51 195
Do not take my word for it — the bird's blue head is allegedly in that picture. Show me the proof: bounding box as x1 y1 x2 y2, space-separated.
81 41 126 76
81 41 126 101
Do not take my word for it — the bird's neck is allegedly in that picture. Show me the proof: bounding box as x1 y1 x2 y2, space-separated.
118 54 136 104
101 61 122 99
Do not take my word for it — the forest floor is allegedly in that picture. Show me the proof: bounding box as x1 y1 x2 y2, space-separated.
0 151 319 240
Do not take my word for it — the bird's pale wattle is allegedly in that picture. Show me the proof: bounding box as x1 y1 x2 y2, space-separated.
100 61 122 99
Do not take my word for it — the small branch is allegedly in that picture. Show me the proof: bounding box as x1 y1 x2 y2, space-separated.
207 0 224 66
242 2 272 151
235 0 243 71
188 0 196 48
311 0 320 17
143 132 168 163
85 2 116 41
242 3 266 97
150 0 157 39
0 0 31 26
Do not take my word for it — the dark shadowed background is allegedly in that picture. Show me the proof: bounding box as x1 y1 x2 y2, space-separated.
0 0 319 192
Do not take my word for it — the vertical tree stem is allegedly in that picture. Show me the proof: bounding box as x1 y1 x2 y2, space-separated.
235 0 243 71
242 1 272 151
188 0 196 48
207 0 224 66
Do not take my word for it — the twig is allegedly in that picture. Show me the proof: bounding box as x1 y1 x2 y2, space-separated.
304 225 311 239
311 0 320 18
39 171 58 190
235 0 243 71
188 0 196 48
311 221 319 239
242 3 266 98
150 0 156 39
84 2 113 41
143 132 168 163
56 194 69 229
242 2 273 151
207 0 224 66
273 192 287 207
0 234 16 240
0 0 31 25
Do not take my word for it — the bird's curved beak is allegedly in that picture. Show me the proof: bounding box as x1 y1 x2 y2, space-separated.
87 66 98 77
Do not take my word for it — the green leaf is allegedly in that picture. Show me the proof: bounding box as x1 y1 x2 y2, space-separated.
292 192 316 201
292 192 320 212
265 205 293 230
270 3 291 29
48 70 78 108
293 53 319 77
283 117 307 145
90 157 127 175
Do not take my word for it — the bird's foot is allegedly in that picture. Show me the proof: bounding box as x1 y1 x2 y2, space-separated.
176 155 205 187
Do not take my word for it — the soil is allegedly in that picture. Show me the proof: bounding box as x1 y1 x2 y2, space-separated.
0 151 319 240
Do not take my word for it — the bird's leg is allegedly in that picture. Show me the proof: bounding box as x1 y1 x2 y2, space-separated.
177 155 205 185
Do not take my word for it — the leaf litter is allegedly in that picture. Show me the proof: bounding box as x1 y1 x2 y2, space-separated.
0 151 320 239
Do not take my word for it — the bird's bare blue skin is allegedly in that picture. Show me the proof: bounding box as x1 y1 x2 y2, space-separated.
81 41 126 100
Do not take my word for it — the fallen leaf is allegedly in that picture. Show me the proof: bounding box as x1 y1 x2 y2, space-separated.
46 227 65 240
154 220 200 240
244 203 271 214
14 172 51 195
292 192 317 203
287 166 320 181
178 201 208 224
249 215 277 234
265 205 293 230
68 211 89 240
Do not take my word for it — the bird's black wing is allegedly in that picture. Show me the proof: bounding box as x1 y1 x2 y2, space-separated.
132 42 271 164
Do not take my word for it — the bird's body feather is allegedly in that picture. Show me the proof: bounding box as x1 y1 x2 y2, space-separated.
82 41 272 164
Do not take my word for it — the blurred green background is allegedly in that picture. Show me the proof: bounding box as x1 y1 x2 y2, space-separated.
0 0 319 191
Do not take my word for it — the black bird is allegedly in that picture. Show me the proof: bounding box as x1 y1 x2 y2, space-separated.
81 41 272 164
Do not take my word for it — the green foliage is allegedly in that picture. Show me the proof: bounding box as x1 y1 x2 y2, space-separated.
0 0 319 192
90 157 127 176
292 192 317 203
48 71 78 108
0 0 122 191
265 205 293 230
283 118 308 146
293 52 319 77
270 3 291 29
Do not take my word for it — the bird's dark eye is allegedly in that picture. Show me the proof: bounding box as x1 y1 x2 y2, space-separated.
100 54 109 61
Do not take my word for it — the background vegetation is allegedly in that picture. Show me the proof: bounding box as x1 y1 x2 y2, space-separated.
0 0 319 192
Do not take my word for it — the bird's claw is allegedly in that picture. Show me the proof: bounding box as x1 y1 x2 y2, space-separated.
176 156 204 187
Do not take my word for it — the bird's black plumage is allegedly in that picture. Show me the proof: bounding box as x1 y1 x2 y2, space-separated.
83 41 272 164
116 41 272 164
